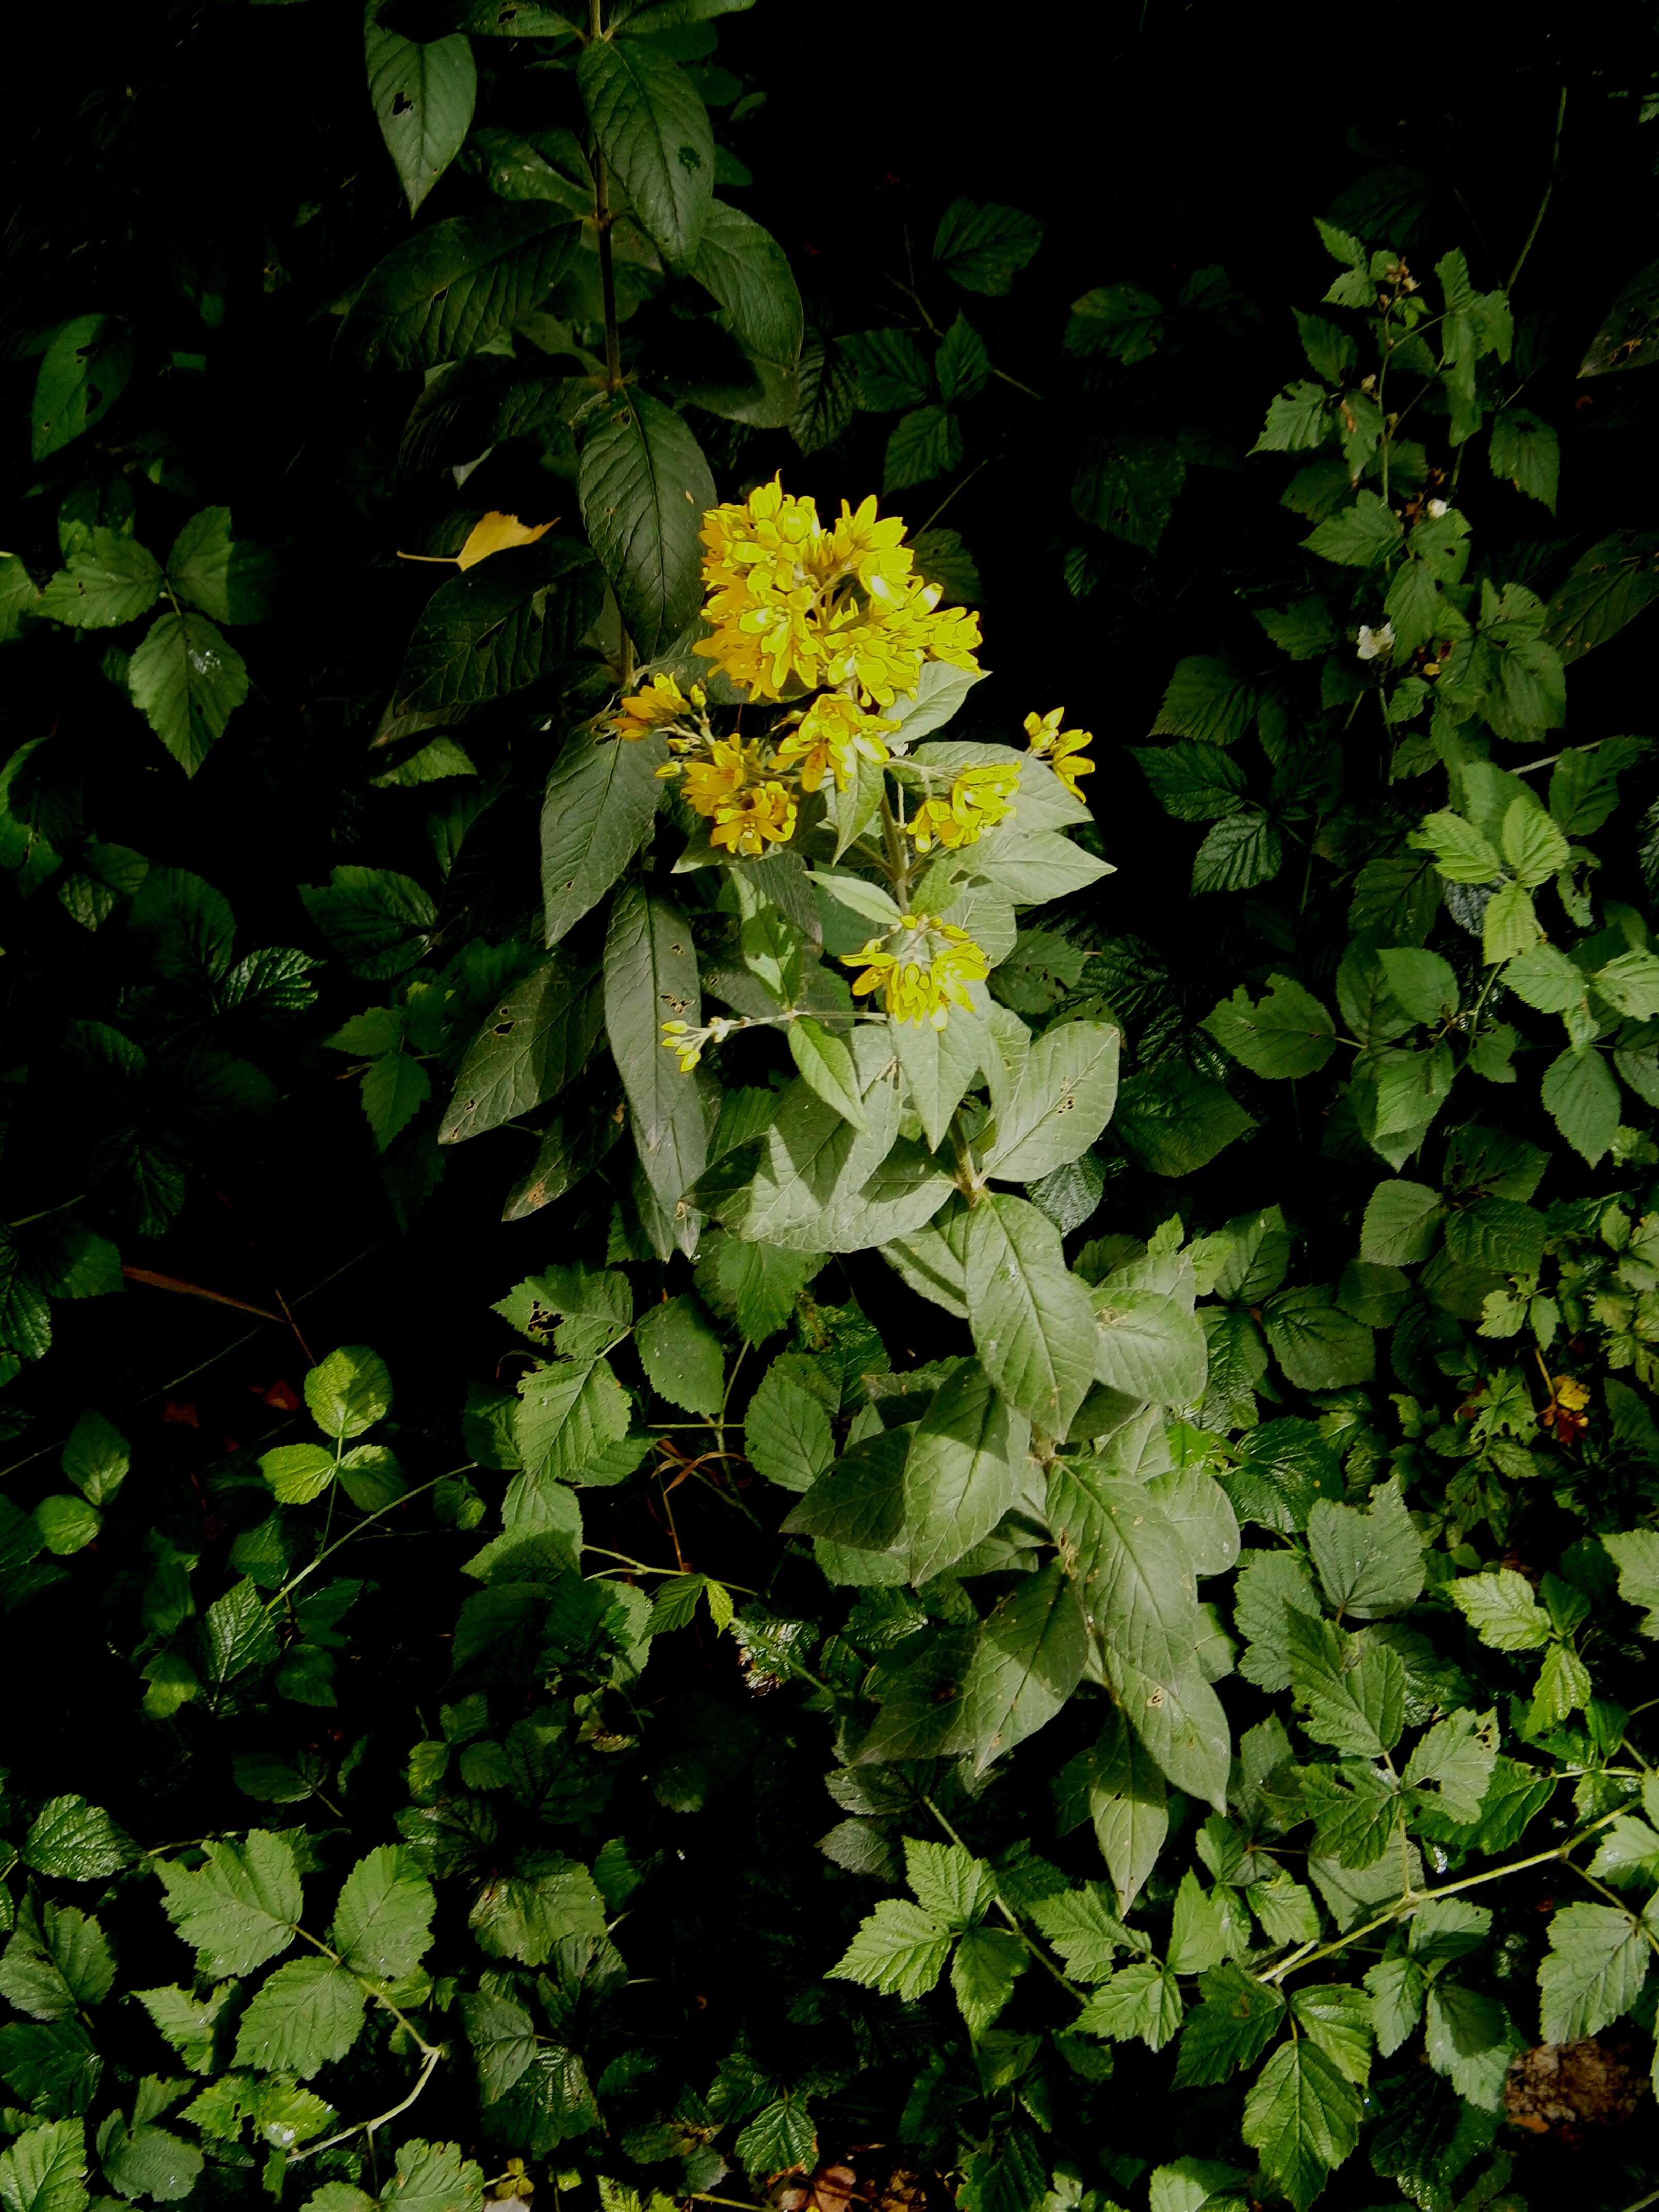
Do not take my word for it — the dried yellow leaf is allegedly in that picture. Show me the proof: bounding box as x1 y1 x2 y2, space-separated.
396 511 557 572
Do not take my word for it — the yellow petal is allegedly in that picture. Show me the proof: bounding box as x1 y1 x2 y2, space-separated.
455 511 559 570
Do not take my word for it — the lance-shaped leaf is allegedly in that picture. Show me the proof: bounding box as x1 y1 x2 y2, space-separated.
365 8 477 215
1089 1708 1169 1913
964 1194 1096 1437
938 1562 1088 1772
783 1428 909 1555
388 540 601 728
891 1007 986 1152
902 1358 1028 1584
605 886 707 1248
442 955 603 1144
339 204 580 370
717 1025 901 1248
578 389 714 659
577 37 713 271
541 730 667 946
788 1017 867 1133
1047 1459 1229 1810
690 200 803 364
981 1019 1120 1182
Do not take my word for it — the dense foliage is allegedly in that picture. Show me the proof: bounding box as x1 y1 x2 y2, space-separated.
5 8 1659 2212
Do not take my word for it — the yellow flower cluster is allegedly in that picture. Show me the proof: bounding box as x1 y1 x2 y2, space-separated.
693 480 982 707
1023 706 1095 802
611 671 705 742
658 738 797 857
775 694 897 793
842 917 989 1031
907 762 1020 853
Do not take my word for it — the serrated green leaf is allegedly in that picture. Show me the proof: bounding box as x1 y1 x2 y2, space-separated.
331 1844 436 1981
828 1898 952 1999
1241 2039 1362 2212
1307 1478 1423 1619
1538 1901 1649 2042
233 1958 366 2078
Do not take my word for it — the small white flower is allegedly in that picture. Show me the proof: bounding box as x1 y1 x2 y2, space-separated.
1426 498 1449 519
1356 621 1395 662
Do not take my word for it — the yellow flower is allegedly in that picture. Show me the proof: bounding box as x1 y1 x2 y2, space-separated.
675 739 753 817
609 671 704 741
660 1020 702 1074
907 762 1020 852
774 694 896 792
1024 706 1096 802
709 780 798 856
692 477 982 707
842 917 989 1030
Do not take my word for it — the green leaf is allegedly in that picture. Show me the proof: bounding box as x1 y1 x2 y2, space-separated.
365 10 477 215
340 204 578 369
135 1985 238 2076
714 1026 906 1251
964 1194 1097 1437
1549 735 1651 835
1254 380 1331 452
301 867 437 980
127 611 248 776
1174 1962 1284 2086
744 1352 835 1491
442 955 601 1145
1027 1882 1131 1981
1538 1902 1650 2042
1286 1612 1405 1757
379 2140 485 2212
513 1359 630 1482
903 1836 995 1928
951 1926 1026 2038
22 1797 131 1883
1191 810 1282 894
688 198 802 361
932 198 1043 294
903 1359 1027 1584
982 1021 1119 1182
1087 1712 1169 1913
0 2117 87 2212
1361 1179 1444 1264
156 1831 301 1976
784 1428 908 1553
100 2122 202 2205
1115 1062 1255 1177
469 1857 606 1964
788 1018 868 1133
1203 975 1335 1079
1307 1478 1423 1618
1304 490 1403 566
1604 1530 1659 1635
841 328 931 410
31 315 134 460
1241 2040 1362 2212
541 731 666 947
577 38 712 270
1131 741 1246 822
636 1295 724 1417
33 1495 99 1556
1377 948 1458 1027
1541 1047 1621 1166
330 1844 436 1980
1047 1460 1229 1809
38 532 161 629
1547 532 1659 664
165 507 276 625
1076 1962 1184 2051
233 1957 366 2078
735 2094 818 2180
579 390 713 659
1500 795 1570 888
1152 657 1258 746
1090 1289 1208 1407
696 1235 820 1345
388 540 600 726
1365 1957 1427 2057
1262 1287 1374 1390
884 406 963 494
1291 1982 1373 2086
941 1563 1088 1773
305 1345 392 1441
1489 407 1559 513
1074 431 1185 552
362 1051 431 1152
891 1007 985 1153
1412 809 1500 884
605 886 706 1247
1403 1709 1499 1824
828 1898 952 1999
936 312 991 401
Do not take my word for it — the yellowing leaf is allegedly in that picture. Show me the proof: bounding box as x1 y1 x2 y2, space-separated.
396 511 558 572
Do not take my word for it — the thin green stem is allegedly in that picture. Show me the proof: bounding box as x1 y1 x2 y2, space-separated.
266 1470 465 1614
877 792 912 907
922 1794 1085 2002
588 0 623 398
1507 85 1568 293
1258 1803 1629 1987
289 2043 443 2165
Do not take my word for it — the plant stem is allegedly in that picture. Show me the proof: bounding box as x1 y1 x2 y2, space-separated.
922 1794 1085 2001
1507 85 1568 293
1258 1803 1629 1986
289 2043 443 2164
589 0 623 396
266 1470 465 1614
878 792 912 906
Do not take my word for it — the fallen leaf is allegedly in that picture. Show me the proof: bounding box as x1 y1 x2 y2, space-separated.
396 511 558 572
